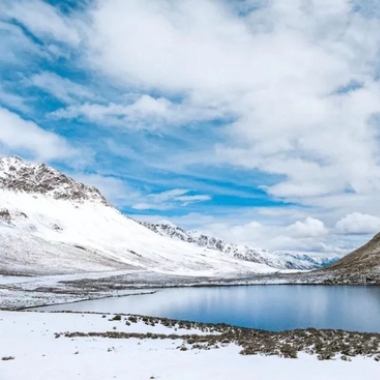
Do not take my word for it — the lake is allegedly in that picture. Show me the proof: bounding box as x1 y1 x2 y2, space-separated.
38 285 380 333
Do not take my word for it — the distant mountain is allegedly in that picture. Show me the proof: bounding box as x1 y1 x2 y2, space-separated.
0 156 280 276
141 223 339 270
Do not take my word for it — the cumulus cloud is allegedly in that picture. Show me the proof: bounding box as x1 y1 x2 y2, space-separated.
0 106 76 161
336 212 380 235
82 0 380 207
189 217 341 256
4 0 380 255
286 217 328 238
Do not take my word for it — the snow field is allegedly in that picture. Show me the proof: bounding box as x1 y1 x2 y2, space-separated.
1 311 379 380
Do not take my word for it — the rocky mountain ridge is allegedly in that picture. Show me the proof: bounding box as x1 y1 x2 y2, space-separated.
0 156 107 204
142 222 339 270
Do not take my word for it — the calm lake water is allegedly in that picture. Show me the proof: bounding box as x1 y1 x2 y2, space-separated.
39 286 380 333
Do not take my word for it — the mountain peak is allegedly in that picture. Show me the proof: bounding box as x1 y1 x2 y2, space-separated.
0 156 107 204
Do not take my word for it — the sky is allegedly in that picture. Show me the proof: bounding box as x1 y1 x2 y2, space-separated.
1 0 380 257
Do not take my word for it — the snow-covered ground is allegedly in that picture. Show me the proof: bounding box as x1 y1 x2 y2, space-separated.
1 310 379 380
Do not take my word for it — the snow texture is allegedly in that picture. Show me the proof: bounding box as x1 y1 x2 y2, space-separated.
1 310 379 380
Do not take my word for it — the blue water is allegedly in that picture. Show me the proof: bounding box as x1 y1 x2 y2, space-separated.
39 286 380 333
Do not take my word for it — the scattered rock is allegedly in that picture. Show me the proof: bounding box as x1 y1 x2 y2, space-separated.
2 357 15 361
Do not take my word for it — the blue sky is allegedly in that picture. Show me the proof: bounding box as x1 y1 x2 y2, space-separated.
2 0 380 255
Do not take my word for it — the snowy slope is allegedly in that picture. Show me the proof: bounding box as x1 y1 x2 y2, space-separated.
0 157 278 276
142 223 339 270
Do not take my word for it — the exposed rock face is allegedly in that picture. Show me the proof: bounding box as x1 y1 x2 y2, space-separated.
0 208 11 224
142 223 339 270
0 156 107 204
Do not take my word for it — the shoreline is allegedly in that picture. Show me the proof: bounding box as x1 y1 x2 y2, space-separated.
3 309 380 361
3 309 380 380
25 308 380 335
2 269 380 312
3 280 380 379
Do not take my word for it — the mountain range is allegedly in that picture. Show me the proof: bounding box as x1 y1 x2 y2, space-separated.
141 222 338 270
0 156 339 276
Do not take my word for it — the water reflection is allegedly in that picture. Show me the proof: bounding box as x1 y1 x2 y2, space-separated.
39 285 380 333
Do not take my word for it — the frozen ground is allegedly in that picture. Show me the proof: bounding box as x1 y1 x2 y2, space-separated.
1 310 379 380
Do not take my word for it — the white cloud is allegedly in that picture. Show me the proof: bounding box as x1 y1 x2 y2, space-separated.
175 194 211 205
132 203 171 211
0 21 41 65
286 217 328 238
29 72 94 104
2 0 81 45
0 106 76 161
82 0 380 212
0 84 30 112
150 189 211 206
66 177 211 211
4 0 380 255
51 94 227 129
132 188 211 210
197 217 336 255
150 189 189 203
336 212 380 235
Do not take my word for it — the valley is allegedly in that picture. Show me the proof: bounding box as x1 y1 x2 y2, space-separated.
3 1 380 378
1 156 380 379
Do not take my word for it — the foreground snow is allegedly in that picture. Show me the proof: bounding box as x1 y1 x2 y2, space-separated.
1 311 379 380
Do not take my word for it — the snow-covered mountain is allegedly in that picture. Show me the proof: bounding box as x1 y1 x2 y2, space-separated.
142 223 339 270
0 156 280 276
0 157 107 204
